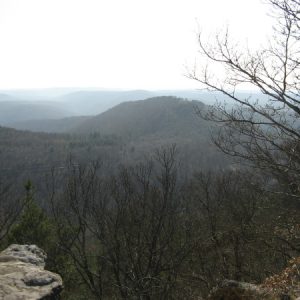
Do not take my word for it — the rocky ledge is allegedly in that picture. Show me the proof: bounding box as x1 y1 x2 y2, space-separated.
208 257 300 299
0 244 63 300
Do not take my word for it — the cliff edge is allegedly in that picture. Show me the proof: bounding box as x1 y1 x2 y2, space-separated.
0 244 63 300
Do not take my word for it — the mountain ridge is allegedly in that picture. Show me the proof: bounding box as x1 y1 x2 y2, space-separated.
71 96 207 140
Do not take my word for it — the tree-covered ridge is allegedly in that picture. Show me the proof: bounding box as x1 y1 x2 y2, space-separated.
73 96 206 138
0 97 228 185
0 126 122 185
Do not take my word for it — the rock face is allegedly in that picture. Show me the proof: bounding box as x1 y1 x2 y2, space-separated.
208 257 300 299
0 244 63 300
208 280 276 300
208 280 300 300
208 275 300 299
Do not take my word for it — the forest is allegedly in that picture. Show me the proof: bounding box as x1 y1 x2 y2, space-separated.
1 0 300 299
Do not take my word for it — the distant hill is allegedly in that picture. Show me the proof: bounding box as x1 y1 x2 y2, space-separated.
0 89 232 121
48 90 232 115
8 96 208 136
9 116 91 133
70 96 225 172
55 90 156 115
0 98 72 125
0 88 270 122
0 97 230 185
1 89 267 130
72 96 208 139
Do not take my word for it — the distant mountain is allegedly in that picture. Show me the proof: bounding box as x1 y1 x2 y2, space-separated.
7 95 209 134
0 97 72 125
1 88 82 100
55 90 229 116
0 89 264 129
3 89 266 136
55 90 156 115
0 89 230 119
72 96 208 140
0 97 230 185
69 96 226 172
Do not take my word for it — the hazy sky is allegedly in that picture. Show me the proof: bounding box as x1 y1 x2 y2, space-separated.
0 0 273 90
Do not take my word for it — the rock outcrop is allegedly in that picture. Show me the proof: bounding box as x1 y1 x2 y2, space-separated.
208 280 277 299
0 244 63 300
208 257 300 299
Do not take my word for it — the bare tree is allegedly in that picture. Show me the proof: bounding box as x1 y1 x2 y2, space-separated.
187 171 263 283
188 0 300 197
90 146 193 299
185 169 300 298
48 147 194 299
47 159 106 298
0 181 23 244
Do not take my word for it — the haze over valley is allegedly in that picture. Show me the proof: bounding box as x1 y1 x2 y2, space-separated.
0 89 213 126
0 90 231 189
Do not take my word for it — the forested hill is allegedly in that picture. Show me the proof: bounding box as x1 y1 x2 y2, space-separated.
0 97 227 185
72 96 208 139
0 126 122 185
10 116 92 133
7 96 207 135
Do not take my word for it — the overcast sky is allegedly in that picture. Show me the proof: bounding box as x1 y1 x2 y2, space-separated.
0 0 273 90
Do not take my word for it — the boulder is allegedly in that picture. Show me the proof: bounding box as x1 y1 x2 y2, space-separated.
0 244 63 300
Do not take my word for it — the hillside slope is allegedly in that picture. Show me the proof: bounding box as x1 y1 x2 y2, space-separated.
70 96 225 177
73 96 208 139
0 97 228 185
